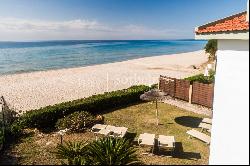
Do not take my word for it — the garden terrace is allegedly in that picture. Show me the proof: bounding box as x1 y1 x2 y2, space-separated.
0 102 210 165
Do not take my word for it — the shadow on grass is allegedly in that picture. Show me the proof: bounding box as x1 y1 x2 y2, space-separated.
0 131 35 165
154 142 201 160
174 142 201 160
124 132 137 146
0 152 18 165
97 101 148 115
174 116 202 128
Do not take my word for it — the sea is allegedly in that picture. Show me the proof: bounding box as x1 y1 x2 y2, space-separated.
0 40 206 75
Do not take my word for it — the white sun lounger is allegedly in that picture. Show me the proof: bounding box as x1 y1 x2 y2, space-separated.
198 122 212 132
187 129 211 145
102 125 128 138
158 135 175 156
138 133 156 154
91 124 107 134
97 128 111 136
202 118 212 124
105 125 117 131
112 127 128 138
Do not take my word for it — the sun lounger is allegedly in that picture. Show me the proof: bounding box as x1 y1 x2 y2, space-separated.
202 118 212 124
91 124 107 133
158 135 175 156
105 125 117 131
110 127 128 138
97 128 111 136
198 122 212 132
187 129 211 145
138 133 156 154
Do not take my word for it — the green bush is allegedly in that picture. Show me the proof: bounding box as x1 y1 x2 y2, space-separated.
150 83 158 89
55 138 140 165
56 111 95 132
185 70 215 84
13 85 150 130
204 39 217 61
55 141 88 165
0 105 22 148
0 129 4 146
87 137 139 165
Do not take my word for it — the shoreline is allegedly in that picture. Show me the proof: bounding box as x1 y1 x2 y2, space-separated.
0 50 208 113
0 49 204 77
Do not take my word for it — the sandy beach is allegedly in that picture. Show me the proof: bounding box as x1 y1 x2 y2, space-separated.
0 50 208 113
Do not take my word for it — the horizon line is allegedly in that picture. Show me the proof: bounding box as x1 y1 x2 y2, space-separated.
0 38 207 42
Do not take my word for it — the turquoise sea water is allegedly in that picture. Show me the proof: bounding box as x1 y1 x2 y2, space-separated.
0 40 206 75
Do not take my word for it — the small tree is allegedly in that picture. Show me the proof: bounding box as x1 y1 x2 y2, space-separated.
204 39 217 61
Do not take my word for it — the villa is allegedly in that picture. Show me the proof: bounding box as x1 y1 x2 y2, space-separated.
195 1 249 165
0 1 249 165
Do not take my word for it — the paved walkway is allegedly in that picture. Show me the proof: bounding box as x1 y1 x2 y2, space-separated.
162 97 213 117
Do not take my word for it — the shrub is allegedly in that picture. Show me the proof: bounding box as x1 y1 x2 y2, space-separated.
56 111 95 132
12 85 150 130
0 102 22 149
185 70 215 84
0 129 4 147
55 138 140 165
150 83 158 89
55 141 88 165
204 39 217 61
87 137 140 165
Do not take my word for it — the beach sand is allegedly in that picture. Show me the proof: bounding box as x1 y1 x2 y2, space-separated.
0 50 208 113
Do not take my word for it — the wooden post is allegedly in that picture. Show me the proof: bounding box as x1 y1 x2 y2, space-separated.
189 85 193 104
158 77 160 90
60 135 63 144
156 100 159 125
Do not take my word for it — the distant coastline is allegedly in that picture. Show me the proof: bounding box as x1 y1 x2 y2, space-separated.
0 40 206 75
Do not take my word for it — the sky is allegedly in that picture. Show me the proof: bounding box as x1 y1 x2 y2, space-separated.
0 0 248 41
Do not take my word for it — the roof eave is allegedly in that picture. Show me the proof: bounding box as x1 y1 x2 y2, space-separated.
195 31 249 40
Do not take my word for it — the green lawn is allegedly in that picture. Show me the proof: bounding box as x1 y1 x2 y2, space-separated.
104 102 210 165
0 102 210 165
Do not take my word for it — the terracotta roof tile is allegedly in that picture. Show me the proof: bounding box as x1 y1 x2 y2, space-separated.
196 11 249 34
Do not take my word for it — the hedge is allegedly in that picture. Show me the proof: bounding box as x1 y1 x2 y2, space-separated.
13 85 150 130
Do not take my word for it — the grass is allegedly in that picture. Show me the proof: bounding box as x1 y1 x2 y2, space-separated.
0 102 210 165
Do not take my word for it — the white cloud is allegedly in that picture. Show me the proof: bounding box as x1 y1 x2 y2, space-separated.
0 18 103 31
0 18 191 40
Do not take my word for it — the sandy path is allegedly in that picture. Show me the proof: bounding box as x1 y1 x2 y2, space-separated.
0 50 207 113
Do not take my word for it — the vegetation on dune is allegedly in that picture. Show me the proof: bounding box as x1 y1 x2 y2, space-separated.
185 70 215 84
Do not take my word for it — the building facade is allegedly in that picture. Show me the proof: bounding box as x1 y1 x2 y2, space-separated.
195 7 249 165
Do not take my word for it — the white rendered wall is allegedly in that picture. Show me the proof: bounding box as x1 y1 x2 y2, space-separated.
209 39 249 165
